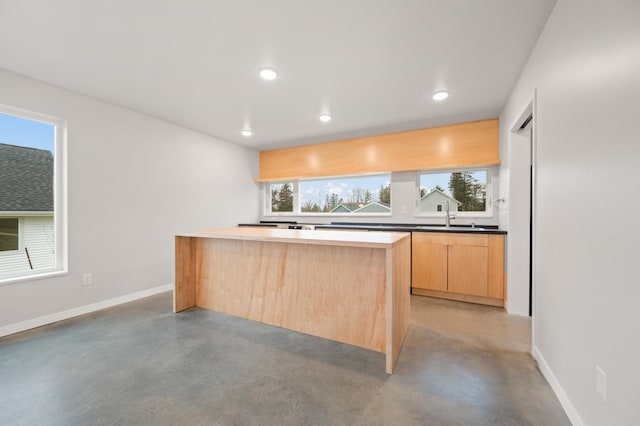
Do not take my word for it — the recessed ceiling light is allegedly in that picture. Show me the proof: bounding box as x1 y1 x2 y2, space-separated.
259 68 278 81
319 113 332 123
241 129 253 137
432 90 449 101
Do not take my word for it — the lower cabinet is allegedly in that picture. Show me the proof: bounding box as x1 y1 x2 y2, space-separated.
411 232 505 307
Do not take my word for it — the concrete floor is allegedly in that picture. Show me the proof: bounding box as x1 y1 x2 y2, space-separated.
0 293 570 426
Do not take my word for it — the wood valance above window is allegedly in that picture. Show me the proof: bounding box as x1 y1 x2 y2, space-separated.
257 118 499 182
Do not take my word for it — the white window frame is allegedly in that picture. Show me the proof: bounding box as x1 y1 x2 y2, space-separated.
262 173 393 217
265 181 298 216
415 167 494 219
0 104 67 285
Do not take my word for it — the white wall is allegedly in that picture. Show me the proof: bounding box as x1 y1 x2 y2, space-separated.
500 1 640 424
0 69 260 330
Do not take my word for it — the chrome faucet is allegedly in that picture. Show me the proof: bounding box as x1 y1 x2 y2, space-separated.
444 201 454 228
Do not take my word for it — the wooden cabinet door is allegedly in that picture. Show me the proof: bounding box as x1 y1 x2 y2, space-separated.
412 234 448 291
487 235 505 299
447 245 488 296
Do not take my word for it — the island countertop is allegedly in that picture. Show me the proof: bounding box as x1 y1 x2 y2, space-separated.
177 227 410 249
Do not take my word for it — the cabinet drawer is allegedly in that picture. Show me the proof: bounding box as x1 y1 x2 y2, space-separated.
413 232 487 247
446 234 488 247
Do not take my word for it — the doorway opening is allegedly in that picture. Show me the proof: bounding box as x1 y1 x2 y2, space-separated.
510 99 535 318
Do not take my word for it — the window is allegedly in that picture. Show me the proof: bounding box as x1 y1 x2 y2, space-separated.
0 218 19 251
0 107 66 283
418 170 489 215
265 174 391 215
269 182 294 213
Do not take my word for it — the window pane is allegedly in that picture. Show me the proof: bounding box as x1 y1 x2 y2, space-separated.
0 113 56 277
419 171 487 213
0 218 19 251
299 174 391 214
270 183 294 213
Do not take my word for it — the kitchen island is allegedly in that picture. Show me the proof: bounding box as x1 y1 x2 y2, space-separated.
174 227 411 374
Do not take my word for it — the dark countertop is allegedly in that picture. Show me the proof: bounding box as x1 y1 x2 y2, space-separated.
238 221 507 235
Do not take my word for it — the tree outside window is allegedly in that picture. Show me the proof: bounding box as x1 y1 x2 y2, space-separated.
419 170 487 214
270 183 294 213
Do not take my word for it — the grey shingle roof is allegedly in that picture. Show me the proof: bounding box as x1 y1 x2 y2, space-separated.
0 143 53 211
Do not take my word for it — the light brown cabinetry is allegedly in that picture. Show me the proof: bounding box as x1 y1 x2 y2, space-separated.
258 119 499 181
411 234 448 291
412 232 505 307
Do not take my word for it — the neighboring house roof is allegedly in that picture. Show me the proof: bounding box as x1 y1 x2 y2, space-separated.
421 188 461 205
0 143 53 211
330 202 364 213
330 201 391 213
351 202 391 213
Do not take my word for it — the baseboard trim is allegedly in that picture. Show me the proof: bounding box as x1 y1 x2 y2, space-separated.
0 283 174 338
412 287 504 308
533 345 584 426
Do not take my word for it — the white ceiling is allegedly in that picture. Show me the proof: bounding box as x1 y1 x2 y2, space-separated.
0 0 556 150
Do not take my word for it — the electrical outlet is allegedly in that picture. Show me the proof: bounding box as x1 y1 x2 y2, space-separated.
596 366 607 402
82 273 93 286
401 206 407 215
